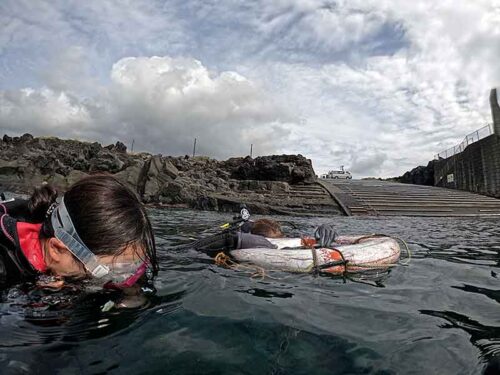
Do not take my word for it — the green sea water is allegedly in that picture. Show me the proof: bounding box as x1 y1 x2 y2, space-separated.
0 208 499 374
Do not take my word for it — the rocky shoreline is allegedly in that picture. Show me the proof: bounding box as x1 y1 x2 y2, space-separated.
392 160 436 186
0 134 342 216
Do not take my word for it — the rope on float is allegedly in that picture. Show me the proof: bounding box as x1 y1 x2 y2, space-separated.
349 234 411 269
393 236 411 266
214 252 289 280
213 233 412 280
214 252 267 280
312 233 412 272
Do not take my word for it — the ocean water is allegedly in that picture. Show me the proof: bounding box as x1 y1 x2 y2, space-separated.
1 208 499 374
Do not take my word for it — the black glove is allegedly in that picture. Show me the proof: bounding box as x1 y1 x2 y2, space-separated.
314 224 338 248
237 232 277 249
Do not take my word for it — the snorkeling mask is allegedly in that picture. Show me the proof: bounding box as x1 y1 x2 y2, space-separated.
50 197 147 287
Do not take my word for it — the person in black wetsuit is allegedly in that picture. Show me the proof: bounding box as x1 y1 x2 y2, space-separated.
0 175 158 291
241 218 284 238
190 214 337 254
187 216 284 254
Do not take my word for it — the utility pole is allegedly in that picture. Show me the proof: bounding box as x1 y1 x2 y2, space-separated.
131 139 135 153
192 138 197 158
250 144 253 158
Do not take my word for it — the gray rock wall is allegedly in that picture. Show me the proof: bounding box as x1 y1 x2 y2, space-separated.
0 134 328 215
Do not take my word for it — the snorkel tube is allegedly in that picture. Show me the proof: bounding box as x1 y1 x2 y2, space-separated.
219 205 251 231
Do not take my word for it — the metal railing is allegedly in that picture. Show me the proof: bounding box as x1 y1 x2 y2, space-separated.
434 124 493 160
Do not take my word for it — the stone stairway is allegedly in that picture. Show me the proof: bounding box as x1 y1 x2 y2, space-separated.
319 179 500 216
215 182 343 216
282 184 342 215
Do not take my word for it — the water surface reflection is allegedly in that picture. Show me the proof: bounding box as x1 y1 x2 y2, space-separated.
0 209 499 374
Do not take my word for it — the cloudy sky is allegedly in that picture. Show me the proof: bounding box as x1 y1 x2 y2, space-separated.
1 0 499 177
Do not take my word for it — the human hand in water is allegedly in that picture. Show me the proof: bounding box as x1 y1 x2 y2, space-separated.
314 224 338 248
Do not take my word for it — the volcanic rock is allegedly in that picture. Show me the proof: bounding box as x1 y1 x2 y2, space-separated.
0 133 342 216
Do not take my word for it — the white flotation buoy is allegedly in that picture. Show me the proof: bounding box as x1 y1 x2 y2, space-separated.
230 235 401 274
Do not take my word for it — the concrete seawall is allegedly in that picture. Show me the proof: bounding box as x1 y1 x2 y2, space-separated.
434 134 500 198
434 88 500 198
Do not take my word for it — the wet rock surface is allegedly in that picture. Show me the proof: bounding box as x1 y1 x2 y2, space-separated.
0 134 342 216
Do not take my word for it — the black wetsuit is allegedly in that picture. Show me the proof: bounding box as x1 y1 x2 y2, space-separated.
0 198 39 288
189 229 276 254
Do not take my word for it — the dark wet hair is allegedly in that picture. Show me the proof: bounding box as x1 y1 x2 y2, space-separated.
31 175 158 276
250 219 283 238
28 184 58 222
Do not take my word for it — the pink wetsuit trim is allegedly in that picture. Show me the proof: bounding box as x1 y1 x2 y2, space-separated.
1 214 15 244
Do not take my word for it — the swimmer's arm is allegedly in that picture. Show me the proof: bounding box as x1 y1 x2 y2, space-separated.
237 233 277 249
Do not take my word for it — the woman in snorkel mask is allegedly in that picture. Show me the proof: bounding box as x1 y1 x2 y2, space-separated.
0 175 158 291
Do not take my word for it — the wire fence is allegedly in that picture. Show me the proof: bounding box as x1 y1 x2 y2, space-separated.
434 124 493 160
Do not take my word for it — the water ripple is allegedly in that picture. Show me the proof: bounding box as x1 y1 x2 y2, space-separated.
1 209 499 374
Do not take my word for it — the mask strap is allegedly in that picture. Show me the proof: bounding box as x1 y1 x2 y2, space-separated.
51 197 110 278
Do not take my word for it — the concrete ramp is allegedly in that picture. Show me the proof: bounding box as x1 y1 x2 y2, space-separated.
318 179 500 216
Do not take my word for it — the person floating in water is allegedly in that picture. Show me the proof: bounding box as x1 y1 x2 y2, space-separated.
0 175 158 292
241 218 284 238
189 210 337 254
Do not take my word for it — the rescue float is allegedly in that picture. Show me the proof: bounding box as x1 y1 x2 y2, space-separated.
229 235 401 275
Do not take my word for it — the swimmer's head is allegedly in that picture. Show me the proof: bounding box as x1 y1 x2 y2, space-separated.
33 175 158 285
250 219 283 238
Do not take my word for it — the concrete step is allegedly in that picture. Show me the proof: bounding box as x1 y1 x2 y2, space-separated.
366 202 500 208
349 207 370 213
364 212 500 217
353 199 500 205
350 195 500 201
373 207 455 212
351 194 500 202
266 193 329 199
350 190 495 196
284 192 329 197
290 186 325 192
323 179 500 217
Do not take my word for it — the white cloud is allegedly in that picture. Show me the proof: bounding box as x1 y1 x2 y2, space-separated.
243 0 500 176
254 1 391 57
0 56 292 158
1 0 500 177
0 88 90 134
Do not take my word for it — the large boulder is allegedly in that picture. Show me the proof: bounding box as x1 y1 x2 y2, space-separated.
163 159 179 179
143 155 163 202
226 155 316 183
114 157 148 195
395 160 435 186
89 150 126 173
